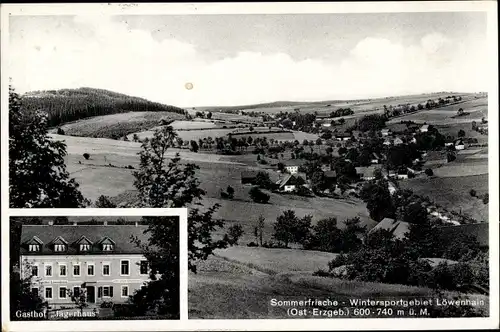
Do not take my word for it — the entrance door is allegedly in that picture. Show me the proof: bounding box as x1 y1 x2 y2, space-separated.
86 286 95 303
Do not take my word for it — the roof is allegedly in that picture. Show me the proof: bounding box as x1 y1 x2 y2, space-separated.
278 174 306 187
420 124 429 130
436 223 489 247
285 159 307 166
356 166 380 178
369 218 411 240
20 225 149 256
381 128 391 133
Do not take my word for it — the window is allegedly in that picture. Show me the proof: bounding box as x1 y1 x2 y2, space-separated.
59 264 66 276
102 263 110 276
45 265 52 277
121 286 128 297
32 287 39 296
54 244 66 252
29 244 40 252
31 265 38 277
140 261 148 275
87 263 95 276
45 287 53 299
59 287 67 299
120 260 129 276
73 264 81 276
102 244 114 251
73 287 80 298
80 244 90 251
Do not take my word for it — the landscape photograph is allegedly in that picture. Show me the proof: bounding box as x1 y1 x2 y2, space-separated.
6 8 495 321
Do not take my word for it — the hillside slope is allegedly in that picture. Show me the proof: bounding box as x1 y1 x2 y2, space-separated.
22 87 186 127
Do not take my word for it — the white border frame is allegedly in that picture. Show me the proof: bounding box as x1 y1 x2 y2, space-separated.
58 263 67 278
1 1 498 331
4 208 188 331
119 259 130 277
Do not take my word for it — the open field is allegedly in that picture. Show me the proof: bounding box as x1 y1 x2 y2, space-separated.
55 134 373 229
52 111 185 138
188 255 488 318
213 246 338 274
399 174 489 221
387 97 487 125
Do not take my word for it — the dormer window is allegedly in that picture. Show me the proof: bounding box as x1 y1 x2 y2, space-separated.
50 236 68 253
25 236 43 252
102 244 114 251
54 244 66 252
75 236 93 253
98 237 115 252
29 244 40 252
80 244 90 252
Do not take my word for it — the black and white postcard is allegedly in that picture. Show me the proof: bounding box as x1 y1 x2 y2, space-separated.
1 2 498 331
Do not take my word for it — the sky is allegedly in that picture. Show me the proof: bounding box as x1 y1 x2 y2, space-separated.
8 12 488 107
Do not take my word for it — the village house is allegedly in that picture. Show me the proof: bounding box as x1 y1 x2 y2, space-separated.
383 138 392 146
381 128 391 137
335 132 352 141
320 163 332 172
277 174 306 192
393 137 404 146
20 224 150 309
284 159 306 174
355 166 380 181
455 139 465 150
368 218 410 240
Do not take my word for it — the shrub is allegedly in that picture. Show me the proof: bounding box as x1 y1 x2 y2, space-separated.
226 224 244 245
247 242 258 247
469 189 477 197
312 269 332 277
425 168 434 176
100 301 114 309
56 127 65 135
83 153 90 160
226 186 235 199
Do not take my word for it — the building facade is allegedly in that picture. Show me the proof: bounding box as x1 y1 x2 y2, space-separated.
20 224 150 309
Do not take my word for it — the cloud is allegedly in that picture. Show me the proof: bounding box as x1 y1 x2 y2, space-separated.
9 16 487 107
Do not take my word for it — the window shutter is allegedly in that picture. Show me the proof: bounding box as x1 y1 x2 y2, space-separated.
98 287 102 298
110 286 114 297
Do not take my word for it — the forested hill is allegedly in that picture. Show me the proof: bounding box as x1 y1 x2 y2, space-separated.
22 87 186 127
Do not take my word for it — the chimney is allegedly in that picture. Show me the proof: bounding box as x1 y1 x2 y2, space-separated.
103 221 108 226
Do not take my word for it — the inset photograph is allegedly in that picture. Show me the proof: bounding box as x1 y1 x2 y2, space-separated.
9 215 180 321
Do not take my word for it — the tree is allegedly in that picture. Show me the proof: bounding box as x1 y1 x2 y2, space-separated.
131 125 230 294
9 86 86 208
95 195 117 208
458 129 466 138
469 189 477 197
226 186 235 199
227 224 244 245
10 266 48 320
83 153 90 160
360 178 394 222
338 118 346 125
206 111 212 119
472 121 477 130
68 288 88 314
402 202 428 225
272 210 312 247
338 147 347 155
254 171 274 190
249 186 270 204
56 127 65 135
133 133 140 142
447 152 456 163
307 217 341 252
190 140 199 152
425 168 434 176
